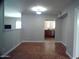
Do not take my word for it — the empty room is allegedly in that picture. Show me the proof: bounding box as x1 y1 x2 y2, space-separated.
0 0 79 59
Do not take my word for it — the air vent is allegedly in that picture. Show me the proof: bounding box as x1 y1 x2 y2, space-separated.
57 12 68 19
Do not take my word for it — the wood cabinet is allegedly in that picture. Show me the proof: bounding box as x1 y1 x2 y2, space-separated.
45 30 55 38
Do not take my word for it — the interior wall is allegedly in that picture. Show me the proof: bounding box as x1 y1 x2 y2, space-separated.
62 9 74 57
4 17 21 29
3 29 21 54
21 14 44 41
55 18 62 41
55 6 74 57
51 0 79 58
2 17 21 55
55 1 79 58
69 0 79 58
0 0 4 55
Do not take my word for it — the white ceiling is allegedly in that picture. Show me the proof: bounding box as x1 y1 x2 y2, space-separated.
5 0 74 17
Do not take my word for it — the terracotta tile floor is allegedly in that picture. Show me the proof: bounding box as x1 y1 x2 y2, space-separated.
3 39 70 59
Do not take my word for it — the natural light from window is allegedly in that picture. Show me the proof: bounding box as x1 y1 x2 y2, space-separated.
44 21 55 30
16 20 21 29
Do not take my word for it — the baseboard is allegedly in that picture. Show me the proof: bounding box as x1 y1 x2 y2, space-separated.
56 41 73 59
0 40 47 57
66 51 72 59
22 40 45 43
55 41 67 47
0 42 21 58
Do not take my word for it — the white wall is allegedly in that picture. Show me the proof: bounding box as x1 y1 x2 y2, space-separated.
55 1 79 58
2 17 21 55
21 14 44 41
55 18 62 41
62 9 74 57
55 6 75 58
3 29 21 53
4 17 21 29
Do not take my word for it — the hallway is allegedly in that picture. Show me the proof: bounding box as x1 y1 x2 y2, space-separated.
0 0 79 59
5 39 70 59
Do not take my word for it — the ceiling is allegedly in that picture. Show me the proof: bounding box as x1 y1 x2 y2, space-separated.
5 0 74 17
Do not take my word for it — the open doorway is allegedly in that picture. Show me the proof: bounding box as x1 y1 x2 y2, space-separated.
44 20 56 40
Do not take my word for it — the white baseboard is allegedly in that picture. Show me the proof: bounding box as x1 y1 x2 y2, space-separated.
56 41 73 59
55 41 67 47
22 40 45 43
0 40 45 57
0 42 21 58
66 51 72 59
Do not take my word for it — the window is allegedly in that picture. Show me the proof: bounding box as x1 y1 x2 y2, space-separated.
16 20 21 29
44 21 55 30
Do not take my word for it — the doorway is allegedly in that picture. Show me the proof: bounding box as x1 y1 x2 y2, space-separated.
44 20 56 40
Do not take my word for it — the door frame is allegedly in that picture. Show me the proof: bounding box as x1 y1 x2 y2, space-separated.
73 7 79 58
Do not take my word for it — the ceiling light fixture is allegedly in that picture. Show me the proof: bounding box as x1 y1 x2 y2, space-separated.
31 6 47 15
32 6 47 12
36 11 42 15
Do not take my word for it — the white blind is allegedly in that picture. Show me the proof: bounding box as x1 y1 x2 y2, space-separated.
44 21 55 30
16 20 21 29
